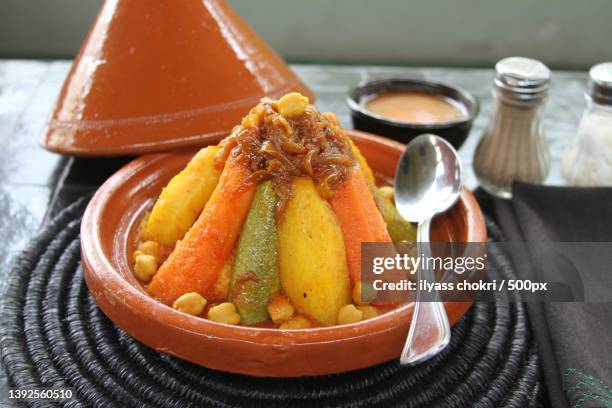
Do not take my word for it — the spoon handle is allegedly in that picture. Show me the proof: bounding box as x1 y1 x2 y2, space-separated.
400 217 451 365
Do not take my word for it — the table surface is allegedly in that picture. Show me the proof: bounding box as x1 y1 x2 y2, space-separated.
0 59 586 401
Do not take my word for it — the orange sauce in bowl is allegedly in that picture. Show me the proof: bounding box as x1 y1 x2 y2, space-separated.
364 91 465 124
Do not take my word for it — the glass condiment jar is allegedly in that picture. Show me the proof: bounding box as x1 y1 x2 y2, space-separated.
473 57 551 198
562 62 612 186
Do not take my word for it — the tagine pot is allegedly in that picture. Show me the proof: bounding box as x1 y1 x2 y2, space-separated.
81 130 487 377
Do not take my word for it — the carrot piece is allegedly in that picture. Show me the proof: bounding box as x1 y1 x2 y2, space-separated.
329 166 392 284
147 157 256 305
345 136 375 185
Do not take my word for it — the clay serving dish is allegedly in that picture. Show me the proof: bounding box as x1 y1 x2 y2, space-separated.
81 130 486 377
41 0 313 157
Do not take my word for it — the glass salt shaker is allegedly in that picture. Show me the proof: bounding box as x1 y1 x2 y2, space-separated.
561 62 612 186
473 57 551 198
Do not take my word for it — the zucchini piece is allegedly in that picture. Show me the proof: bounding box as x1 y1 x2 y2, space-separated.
229 181 280 325
371 185 417 242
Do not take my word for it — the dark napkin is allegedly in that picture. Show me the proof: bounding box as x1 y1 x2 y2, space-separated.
495 182 612 408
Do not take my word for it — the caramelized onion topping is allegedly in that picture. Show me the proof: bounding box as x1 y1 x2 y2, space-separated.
216 98 355 217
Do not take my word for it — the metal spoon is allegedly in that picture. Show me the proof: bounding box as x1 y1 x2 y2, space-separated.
394 134 463 365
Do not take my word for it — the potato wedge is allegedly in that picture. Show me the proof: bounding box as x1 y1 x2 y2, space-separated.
143 146 221 246
279 177 350 326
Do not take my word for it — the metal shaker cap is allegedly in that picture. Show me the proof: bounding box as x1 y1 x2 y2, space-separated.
588 62 612 106
494 57 551 101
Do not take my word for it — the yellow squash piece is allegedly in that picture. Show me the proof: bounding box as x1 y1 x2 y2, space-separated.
279 177 351 326
143 146 222 246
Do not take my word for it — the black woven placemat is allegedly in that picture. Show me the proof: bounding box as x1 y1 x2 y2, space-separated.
1 197 544 407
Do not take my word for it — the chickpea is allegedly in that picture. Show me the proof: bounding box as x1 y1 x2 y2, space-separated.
134 254 157 282
242 112 260 129
208 302 241 325
132 250 144 262
278 92 309 118
357 305 379 320
267 294 295 324
352 281 377 305
279 316 311 330
378 186 395 203
138 240 160 260
173 292 207 316
337 304 363 325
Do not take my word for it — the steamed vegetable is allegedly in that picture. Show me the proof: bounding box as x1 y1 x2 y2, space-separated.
329 166 392 284
143 146 222 246
347 137 415 241
147 156 256 304
371 186 417 242
135 92 417 328
229 181 280 325
348 137 415 241
208 253 234 302
346 136 375 185
279 177 350 326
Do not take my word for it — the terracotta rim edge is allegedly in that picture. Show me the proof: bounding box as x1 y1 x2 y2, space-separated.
42 80 315 157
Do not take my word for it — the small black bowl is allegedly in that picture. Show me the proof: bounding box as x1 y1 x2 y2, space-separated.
347 79 479 148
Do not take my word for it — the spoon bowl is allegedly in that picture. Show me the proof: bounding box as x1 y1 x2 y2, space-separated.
395 134 463 223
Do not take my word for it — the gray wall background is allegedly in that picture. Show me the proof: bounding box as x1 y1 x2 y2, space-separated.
0 0 610 69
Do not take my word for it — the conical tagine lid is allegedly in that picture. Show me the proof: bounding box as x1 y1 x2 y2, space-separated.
41 0 314 156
